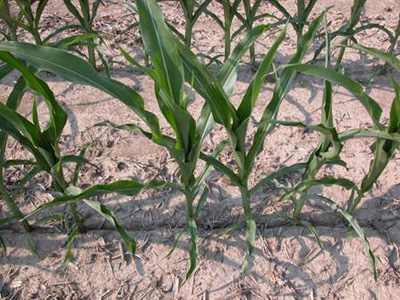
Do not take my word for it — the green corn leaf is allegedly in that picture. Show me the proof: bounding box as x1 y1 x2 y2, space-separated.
349 0 367 28
2 159 35 168
136 0 184 107
0 235 6 255
165 227 188 258
61 154 98 171
154 85 196 160
234 26 287 155
63 0 85 26
26 179 170 217
351 44 400 73
43 24 83 44
192 0 212 23
90 0 102 26
0 42 163 136
0 63 14 80
31 98 41 135
286 64 382 126
195 186 209 218
84 199 136 255
50 33 99 49
0 76 27 168
183 24 272 169
79 0 90 22
61 227 78 274
0 103 43 152
180 0 195 17
389 77 400 133
95 45 110 78
119 46 160 82
0 0 12 23
237 25 287 123
277 177 359 205
360 78 400 193
0 51 67 144
199 152 241 186
302 15 335 181
304 193 377 280
175 39 236 128
184 217 199 283
35 0 49 29
246 13 325 175
298 219 324 249
338 129 400 142
186 104 214 174
218 24 270 95
268 0 291 19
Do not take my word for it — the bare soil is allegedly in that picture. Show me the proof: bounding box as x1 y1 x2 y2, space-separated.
1 0 400 299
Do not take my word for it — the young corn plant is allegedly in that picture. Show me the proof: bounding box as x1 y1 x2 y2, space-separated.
0 0 103 60
0 52 148 262
176 8 399 277
203 0 241 61
268 0 318 43
313 0 395 69
0 1 97 236
343 44 400 214
265 40 400 279
0 0 47 44
176 0 212 47
62 0 109 72
232 0 277 68
282 44 400 217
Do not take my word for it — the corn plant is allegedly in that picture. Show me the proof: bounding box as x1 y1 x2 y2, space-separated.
343 44 400 214
0 52 156 262
268 0 318 43
0 0 17 41
231 0 278 68
62 0 109 72
0 0 47 44
174 7 399 277
0 0 104 61
0 0 100 235
312 0 397 70
176 0 212 47
202 0 241 61
137 3 380 275
282 44 400 217
0 0 96 236
261 39 400 279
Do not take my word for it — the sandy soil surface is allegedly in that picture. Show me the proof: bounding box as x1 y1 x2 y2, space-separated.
1 0 400 299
